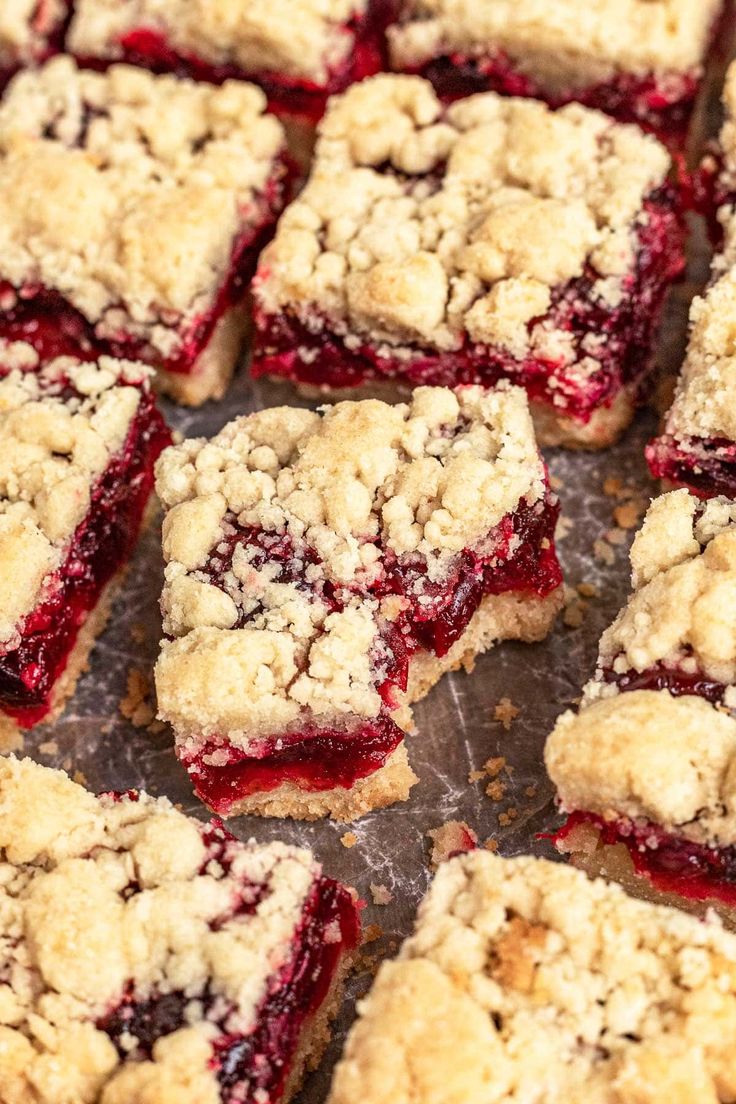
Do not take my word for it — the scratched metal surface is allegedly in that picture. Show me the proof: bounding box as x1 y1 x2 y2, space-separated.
16 49 728 1103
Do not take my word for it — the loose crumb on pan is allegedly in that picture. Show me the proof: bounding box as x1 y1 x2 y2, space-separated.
119 667 156 728
340 831 358 848
426 820 479 869
493 697 519 729
370 883 393 906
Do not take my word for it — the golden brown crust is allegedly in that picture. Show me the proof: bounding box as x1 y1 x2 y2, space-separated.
0 756 349 1104
154 305 248 406
0 57 284 358
329 851 736 1104
68 0 367 85
255 75 670 360
389 0 722 85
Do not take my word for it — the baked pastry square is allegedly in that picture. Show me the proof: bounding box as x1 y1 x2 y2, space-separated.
66 0 396 121
388 0 724 148
0 341 170 732
0 1 67 86
546 488 736 922
154 384 563 821
0 755 360 1104
329 850 736 1103
0 56 292 407
251 76 685 449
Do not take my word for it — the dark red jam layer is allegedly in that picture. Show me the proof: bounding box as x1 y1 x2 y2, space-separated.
0 386 171 726
601 655 728 705
98 820 360 1104
409 53 700 148
73 0 398 123
252 189 685 424
554 811 736 909
183 489 561 809
0 168 291 378
646 433 736 499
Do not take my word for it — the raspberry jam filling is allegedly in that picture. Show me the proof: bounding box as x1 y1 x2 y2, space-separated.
183 491 561 809
0 169 291 377
98 822 360 1103
0 387 171 726
75 0 397 122
554 811 736 909
409 53 699 147
646 434 736 499
252 189 684 423
601 655 728 705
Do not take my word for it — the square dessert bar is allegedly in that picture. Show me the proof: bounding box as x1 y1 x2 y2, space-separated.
388 0 725 148
252 76 685 449
0 56 292 407
546 489 736 922
154 384 563 821
0 756 360 1104
66 0 396 121
0 341 170 732
329 851 736 1103
0 1 67 86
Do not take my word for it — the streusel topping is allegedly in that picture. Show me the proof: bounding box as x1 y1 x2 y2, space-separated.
68 0 366 84
0 0 66 66
256 76 670 358
0 756 323 1104
155 384 545 743
330 850 736 1104
0 56 284 355
0 344 151 647
546 690 736 846
388 0 721 86
595 491 736 682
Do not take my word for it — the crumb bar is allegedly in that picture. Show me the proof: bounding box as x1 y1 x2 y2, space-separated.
0 755 359 1104
546 488 736 922
0 1 67 86
329 850 736 1103
252 75 685 449
0 56 291 406
154 384 563 821
0 341 170 731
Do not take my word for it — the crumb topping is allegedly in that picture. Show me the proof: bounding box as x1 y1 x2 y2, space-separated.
0 0 66 67
255 75 670 358
388 0 721 86
330 850 736 1104
68 0 367 85
546 689 736 847
597 490 736 682
0 756 324 1104
0 56 284 355
0 343 152 647
155 384 545 744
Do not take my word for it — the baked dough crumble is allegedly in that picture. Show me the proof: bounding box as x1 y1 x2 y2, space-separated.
0 0 66 68
0 56 285 357
155 384 546 745
68 0 368 85
388 0 721 87
0 756 326 1104
329 850 736 1104
255 75 671 360
0 341 154 648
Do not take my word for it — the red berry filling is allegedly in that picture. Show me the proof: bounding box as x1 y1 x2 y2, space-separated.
182 489 561 810
646 434 736 499
0 383 171 726
553 811 736 910
600 654 728 705
73 0 398 123
0 165 292 378
252 189 685 425
98 822 360 1104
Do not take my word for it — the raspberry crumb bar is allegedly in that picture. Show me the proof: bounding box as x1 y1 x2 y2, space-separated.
0 57 291 407
67 0 396 122
546 489 736 922
0 342 170 733
252 76 685 449
329 851 736 1104
388 0 724 148
154 384 563 821
0 755 359 1104
0 1 67 86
